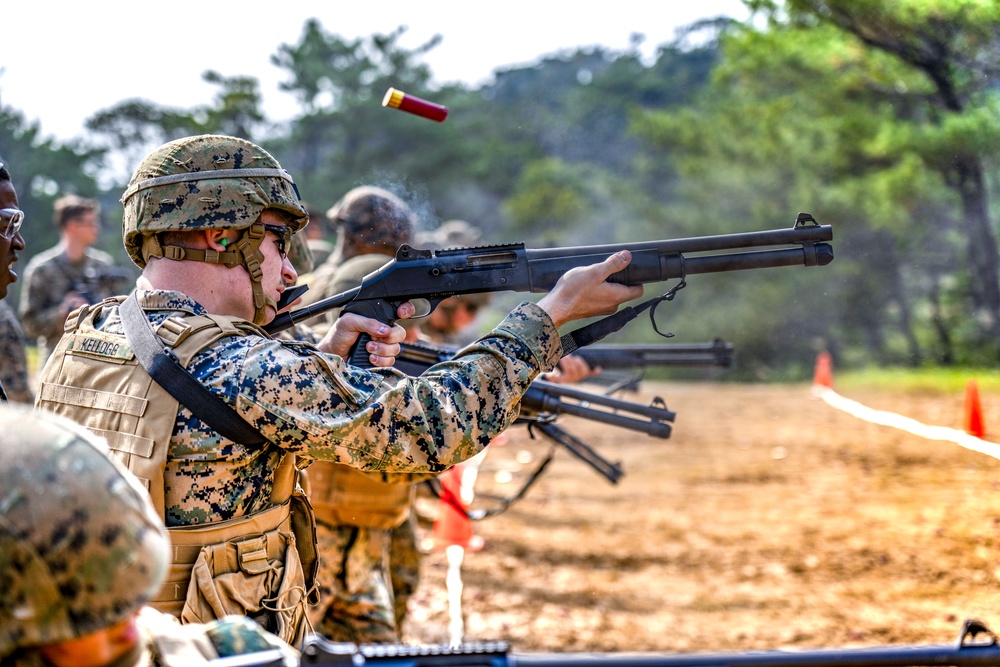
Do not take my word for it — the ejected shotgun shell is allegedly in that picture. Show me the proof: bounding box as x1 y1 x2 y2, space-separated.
382 87 449 122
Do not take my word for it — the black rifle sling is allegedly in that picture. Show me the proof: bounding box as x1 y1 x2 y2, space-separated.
559 265 688 355
119 293 266 446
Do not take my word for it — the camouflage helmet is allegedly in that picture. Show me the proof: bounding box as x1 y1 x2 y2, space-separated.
120 134 310 324
0 405 170 658
417 220 491 308
326 185 415 252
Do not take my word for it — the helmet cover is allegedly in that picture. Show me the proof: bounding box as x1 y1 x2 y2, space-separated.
0 405 170 656
121 134 308 268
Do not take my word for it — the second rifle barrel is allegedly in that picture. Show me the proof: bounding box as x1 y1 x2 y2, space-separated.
522 384 674 439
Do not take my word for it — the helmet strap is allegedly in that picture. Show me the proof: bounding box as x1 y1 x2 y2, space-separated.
230 222 277 325
141 222 277 325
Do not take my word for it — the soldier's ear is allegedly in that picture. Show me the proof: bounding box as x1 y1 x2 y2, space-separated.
205 229 229 251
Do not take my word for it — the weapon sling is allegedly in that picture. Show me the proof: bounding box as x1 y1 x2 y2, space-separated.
119 293 267 446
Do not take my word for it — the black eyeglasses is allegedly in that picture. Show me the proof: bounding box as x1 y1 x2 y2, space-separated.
0 208 24 240
262 224 290 258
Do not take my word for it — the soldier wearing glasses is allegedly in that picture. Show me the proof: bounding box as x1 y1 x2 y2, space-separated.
0 163 27 403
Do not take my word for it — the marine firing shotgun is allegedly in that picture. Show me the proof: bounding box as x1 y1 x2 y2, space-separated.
264 214 834 360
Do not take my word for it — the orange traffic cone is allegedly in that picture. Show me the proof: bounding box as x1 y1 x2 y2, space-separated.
963 379 986 438
426 465 484 552
813 351 833 389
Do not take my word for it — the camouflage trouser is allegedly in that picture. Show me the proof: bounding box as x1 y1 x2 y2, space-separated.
309 522 399 643
389 511 423 632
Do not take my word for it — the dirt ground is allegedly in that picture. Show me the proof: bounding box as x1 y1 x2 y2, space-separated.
400 380 1000 655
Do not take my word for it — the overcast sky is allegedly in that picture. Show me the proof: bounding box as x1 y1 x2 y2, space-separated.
2 1 748 142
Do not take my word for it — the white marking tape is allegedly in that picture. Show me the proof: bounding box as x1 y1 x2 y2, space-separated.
811 385 1000 461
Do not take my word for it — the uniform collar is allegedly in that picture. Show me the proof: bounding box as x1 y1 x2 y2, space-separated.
132 288 209 316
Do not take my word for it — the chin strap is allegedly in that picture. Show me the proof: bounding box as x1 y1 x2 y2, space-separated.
140 221 277 325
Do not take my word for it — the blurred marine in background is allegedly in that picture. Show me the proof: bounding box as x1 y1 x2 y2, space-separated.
0 300 33 403
299 185 423 643
19 194 131 365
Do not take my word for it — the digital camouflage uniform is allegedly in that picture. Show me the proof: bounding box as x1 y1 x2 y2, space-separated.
18 244 130 363
38 289 559 635
0 300 32 403
0 404 297 667
388 508 422 632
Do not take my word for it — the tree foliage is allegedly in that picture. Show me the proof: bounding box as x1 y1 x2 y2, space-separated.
634 0 1000 368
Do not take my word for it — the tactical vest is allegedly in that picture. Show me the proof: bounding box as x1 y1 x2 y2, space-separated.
308 462 412 529
35 297 317 647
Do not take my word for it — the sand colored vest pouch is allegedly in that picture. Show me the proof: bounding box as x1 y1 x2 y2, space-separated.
308 461 412 529
35 296 318 645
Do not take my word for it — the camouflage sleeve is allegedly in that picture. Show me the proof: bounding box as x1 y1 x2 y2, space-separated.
237 301 562 473
0 302 33 404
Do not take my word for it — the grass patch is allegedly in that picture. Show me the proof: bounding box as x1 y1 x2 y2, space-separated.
834 367 1000 394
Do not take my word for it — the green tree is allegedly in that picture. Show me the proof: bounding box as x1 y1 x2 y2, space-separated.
269 20 450 210
767 0 1000 351
635 0 1000 368
86 71 271 188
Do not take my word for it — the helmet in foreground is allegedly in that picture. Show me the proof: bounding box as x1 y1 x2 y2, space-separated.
0 405 170 658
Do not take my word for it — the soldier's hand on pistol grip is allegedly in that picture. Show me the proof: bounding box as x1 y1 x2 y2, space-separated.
319 301 416 367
